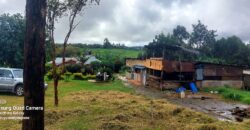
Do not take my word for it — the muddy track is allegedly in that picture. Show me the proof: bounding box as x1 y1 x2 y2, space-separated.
117 75 250 122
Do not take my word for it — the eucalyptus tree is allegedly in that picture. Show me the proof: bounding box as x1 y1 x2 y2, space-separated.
47 0 100 106
22 0 46 129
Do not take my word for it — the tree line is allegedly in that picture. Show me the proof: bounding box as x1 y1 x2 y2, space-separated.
142 21 250 66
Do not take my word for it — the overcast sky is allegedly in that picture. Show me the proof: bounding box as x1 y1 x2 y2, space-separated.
1 0 250 46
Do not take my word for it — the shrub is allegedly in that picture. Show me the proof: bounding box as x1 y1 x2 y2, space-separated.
46 71 53 80
45 64 52 73
73 73 84 80
66 64 82 73
86 75 96 80
64 72 72 82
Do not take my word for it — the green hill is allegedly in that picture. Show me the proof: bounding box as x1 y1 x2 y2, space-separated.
90 48 141 59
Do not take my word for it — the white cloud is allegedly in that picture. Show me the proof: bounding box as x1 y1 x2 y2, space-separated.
1 0 250 45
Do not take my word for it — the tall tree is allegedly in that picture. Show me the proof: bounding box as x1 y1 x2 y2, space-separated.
103 38 112 48
173 25 189 44
0 13 25 67
62 0 100 72
189 20 217 56
214 36 250 65
47 0 67 106
22 0 46 129
47 0 100 106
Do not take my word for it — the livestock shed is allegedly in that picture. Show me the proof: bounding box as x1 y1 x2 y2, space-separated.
145 58 195 90
195 62 244 88
243 70 250 90
145 58 195 80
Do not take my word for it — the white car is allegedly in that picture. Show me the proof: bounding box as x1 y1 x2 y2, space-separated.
0 68 48 96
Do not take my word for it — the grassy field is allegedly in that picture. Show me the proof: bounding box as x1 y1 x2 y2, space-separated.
0 80 249 130
203 86 250 105
90 48 141 59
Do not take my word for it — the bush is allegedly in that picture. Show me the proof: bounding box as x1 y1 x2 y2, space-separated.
46 71 53 80
45 64 52 73
73 73 84 80
66 64 82 73
87 75 96 80
99 67 113 79
64 72 72 82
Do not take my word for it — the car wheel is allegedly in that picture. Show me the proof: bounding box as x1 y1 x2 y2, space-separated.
15 85 24 96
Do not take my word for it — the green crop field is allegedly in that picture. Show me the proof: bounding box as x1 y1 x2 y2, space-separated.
90 48 141 59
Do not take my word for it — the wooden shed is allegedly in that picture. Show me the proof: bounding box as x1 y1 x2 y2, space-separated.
145 58 195 90
195 62 244 88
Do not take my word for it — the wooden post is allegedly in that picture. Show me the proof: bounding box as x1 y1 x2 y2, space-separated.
160 70 164 91
22 0 46 129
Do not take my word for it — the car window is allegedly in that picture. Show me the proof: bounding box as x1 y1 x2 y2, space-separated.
12 70 23 78
3 70 13 78
0 69 3 77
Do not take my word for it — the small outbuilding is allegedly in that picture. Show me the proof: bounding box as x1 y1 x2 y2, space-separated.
195 62 244 88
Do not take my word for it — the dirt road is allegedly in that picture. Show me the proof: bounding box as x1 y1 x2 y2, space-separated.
118 75 249 122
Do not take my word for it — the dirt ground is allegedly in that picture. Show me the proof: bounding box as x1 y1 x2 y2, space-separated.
118 75 250 122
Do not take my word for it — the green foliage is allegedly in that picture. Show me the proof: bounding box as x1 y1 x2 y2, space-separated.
90 61 102 73
225 93 242 101
99 67 113 79
73 73 84 80
65 64 82 73
173 25 190 43
56 45 82 57
189 20 217 50
46 71 54 81
213 36 250 65
103 38 112 48
144 20 250 66
45 63 53 73
64 72 72 82
72 73 96 80
204 87 250 104
145 33 195 60
0 13 25 68
83 75 96 80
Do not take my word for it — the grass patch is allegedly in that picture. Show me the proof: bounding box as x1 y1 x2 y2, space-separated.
203 86 250 104
0 80 249 129
90 48 141 59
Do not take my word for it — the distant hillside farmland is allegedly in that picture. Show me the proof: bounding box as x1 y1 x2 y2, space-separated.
90 48 141 59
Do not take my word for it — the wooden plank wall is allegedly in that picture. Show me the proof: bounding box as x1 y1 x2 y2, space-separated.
125 59 146 67
145 59 163 71
203 64 243 80
163 60 194 72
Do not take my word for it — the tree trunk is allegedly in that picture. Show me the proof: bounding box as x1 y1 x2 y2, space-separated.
53 77 59 106
22 0 46 130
